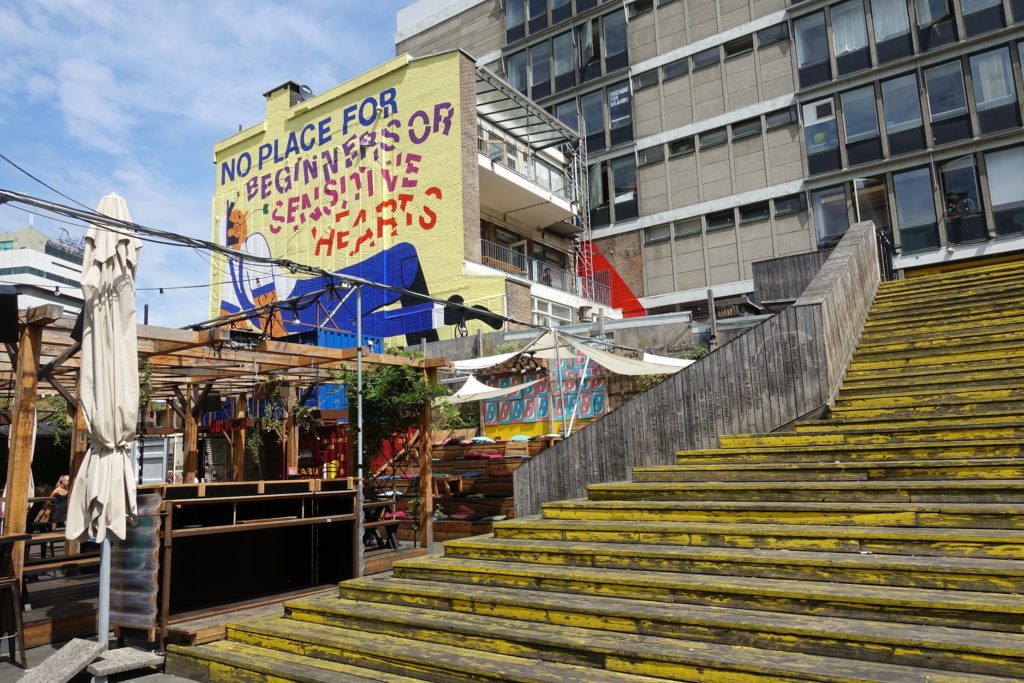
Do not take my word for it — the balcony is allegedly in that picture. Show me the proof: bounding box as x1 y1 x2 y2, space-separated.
480 238 611 306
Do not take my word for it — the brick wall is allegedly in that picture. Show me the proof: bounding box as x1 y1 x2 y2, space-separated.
595 231 644 298
461 54 482 265
505 280 532 329
397 0 504 62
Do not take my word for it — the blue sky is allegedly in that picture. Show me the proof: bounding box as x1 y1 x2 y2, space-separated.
0 0 404 326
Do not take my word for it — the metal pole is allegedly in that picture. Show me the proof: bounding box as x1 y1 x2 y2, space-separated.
98 536 110 647
356 286 363 480
566 356 590 436
551 328 567 437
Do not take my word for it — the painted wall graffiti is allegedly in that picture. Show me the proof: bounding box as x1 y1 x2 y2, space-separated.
211 53 507 344
482 351 607 439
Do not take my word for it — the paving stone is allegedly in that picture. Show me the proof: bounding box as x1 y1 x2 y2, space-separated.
86 647 165 676
20 638 104 683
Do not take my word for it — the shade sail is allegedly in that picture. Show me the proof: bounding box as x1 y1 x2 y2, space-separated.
642 352 696 369
448 375 546 404
564 337 687 376
66 193 141 543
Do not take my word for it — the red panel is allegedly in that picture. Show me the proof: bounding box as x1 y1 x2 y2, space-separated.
579 242 645 318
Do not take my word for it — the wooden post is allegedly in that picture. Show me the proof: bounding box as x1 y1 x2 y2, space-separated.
183 387 198 483
418 367 437 550
231 393 247 481
284 386 299 477
5 305 61 581
66 382 89 556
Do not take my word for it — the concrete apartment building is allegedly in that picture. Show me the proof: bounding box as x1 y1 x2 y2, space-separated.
396 0 1024 316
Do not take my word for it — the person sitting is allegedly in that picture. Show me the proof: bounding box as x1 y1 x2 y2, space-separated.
540 267 553 286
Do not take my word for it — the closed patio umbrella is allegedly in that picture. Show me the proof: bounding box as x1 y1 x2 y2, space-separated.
65 192 141 647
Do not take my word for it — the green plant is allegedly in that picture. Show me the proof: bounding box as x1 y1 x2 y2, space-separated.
290 404 320 431
492 341 523 354
138 362 154 424
38 395 71 447
435 397 478 431
334 364 447 470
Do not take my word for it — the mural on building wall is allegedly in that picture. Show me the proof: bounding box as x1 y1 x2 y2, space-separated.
211 53 506 344
482 351 607 439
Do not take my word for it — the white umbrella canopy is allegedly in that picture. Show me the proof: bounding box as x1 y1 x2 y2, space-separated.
66 193 141 544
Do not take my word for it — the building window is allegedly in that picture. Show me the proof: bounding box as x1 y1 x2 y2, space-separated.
553 31 575 91
961 0 1005 36
530 43 551 99
706 209 736 230
611 155 638 221
853 177 892 237
528 0 548 32
893 166 940 251
765 106 799 130
914 0 957 50
924 61 971 144
691 47 721 70
812 186 850 246
794 12 831 87
554 99 579 132
533 298 573 326
603 10 628 71
831 0 871 75
607 80 633 145
870 0 912 63
506 0 526 42
724 34 754 59
803 98 841 175
881 73 925 155
669 136 696 157
643 224 671 243
740 201 770 223
581 90 605 151
674 218 702 237
732 117 762 139
552 0 571 22
589 160 610 227
633 69 659 90
841 86 882 165
628 0 654 17
970 47 1021 133
757 23 789 47
940 155 987 244
985 145 1024 235
699 127 728 149
662 57 689 81
637 145 665 167
0 241 12 250
578 18 602 82
774 193 808 216
507 51 528 93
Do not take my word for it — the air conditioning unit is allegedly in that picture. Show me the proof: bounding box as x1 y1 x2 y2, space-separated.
801 98 837 155
578 305 593 322
802 98 835 125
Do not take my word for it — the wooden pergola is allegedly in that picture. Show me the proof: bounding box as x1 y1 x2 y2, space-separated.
1 304 446 576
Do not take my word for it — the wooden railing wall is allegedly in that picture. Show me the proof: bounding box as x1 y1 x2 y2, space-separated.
752 249 832 303
513 221 881 516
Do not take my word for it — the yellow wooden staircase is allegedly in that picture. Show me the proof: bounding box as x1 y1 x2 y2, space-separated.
167 260 1024 682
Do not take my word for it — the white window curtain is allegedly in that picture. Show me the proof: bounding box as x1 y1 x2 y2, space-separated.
914 0 949 26
985 147 1024 209
961 0 1001 14
971 49 1016 110
831 0 869 55
869 0 910 40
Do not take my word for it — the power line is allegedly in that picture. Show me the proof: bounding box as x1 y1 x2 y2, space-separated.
0 151 94 212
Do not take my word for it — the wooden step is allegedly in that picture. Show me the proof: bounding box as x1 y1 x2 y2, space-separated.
332 577 1024 679
830 402 1024 421
283 594 1023 682
634 457 1024 482
493 517 1024 558
391 555 1024 632
858 313 1024 342
167 639 416 682
586 479 1024 503
847 343 1024 370
440 535 1024 593
226 615 669 683
871 272 1024 303
842 356 1024 382
540 499 1024 529
865 293 1024 327
719 427 1024 447
854 328 1024 356
837 379 1024 402
839 364 1024 390
796 411 1024 433
676 439 1024 465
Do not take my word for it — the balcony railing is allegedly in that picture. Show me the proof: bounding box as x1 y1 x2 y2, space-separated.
480 238 611 306
477 129 572 201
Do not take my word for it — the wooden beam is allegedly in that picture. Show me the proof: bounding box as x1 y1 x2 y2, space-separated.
169 386 187 422
66 383 88 557
5 305 57 580
44 374 77 414
191 382 214 419
284 387 299 476
418 367 438 551
37 340 81 381
231 394 247 482
183 388 198 484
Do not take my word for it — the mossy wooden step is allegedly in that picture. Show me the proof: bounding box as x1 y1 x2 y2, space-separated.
390 555 1024 632
830 402 1024 421
864 304 1024 334
795 412 1024 433
493 517 1024 558
866 293 1024 325
720 428 1024 447
541 499 1024 529
842 356 1024 382
676 439 1024 465
869 287 1024 313
440 535 1024 592
854 328 1024 356
847 344 1024 370
225 614 669 683
166 639 417 682
587 479 1024 503
837 375 1024 399
333 577 1024 679
858 314 1024 342
635 457 1024 482
871 274 1024 303
834 388 1024 411
874 261 1024 294
282 595 1022 682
